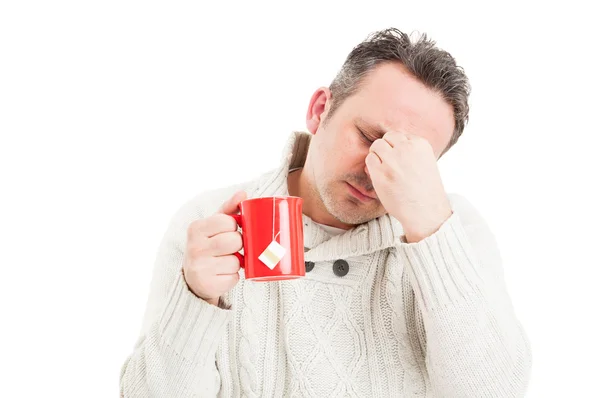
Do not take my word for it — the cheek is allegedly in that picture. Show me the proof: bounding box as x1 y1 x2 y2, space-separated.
318 127 368 175
340 130 369 159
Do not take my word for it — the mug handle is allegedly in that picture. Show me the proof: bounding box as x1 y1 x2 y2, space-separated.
230 214 245 268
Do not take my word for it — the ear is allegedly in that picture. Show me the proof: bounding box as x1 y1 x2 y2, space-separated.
305 87 332 134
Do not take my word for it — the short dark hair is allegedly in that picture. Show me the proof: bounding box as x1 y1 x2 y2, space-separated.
327 28 471 155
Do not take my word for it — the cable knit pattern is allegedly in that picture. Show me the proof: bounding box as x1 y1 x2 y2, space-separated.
120 131 532 397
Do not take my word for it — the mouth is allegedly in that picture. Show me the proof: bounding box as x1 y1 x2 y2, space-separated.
345 182 377 202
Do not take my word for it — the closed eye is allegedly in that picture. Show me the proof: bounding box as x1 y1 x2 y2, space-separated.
357 128 374 144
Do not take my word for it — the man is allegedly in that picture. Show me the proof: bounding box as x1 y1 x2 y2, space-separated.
120 28 531 397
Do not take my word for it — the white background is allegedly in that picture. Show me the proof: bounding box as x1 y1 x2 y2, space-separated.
1 1 598 396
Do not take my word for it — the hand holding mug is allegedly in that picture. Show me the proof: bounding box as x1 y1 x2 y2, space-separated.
183 191 246 306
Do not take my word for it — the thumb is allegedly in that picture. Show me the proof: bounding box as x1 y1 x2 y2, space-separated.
218 190 247 214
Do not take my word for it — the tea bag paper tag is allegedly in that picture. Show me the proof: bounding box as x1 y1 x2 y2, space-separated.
258 240 286 270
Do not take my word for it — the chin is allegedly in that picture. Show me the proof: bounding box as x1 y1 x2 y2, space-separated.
326 191 383 225
334 209 380 226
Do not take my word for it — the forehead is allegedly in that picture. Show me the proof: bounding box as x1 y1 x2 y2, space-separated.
348 62 455 149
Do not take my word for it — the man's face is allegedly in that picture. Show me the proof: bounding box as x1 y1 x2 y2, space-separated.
305 62 456 226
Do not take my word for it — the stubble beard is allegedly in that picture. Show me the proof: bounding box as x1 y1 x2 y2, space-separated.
314 173 382 226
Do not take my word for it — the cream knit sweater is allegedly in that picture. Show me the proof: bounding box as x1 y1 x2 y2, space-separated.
120 132 531 397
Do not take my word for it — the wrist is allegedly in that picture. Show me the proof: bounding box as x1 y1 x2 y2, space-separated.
400 209 453 243
192 291 220 307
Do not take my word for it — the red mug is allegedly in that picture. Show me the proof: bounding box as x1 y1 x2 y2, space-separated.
231 196 305 281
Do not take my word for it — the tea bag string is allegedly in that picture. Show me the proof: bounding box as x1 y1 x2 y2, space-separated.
273 196 280 241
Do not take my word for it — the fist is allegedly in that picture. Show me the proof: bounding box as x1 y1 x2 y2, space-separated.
365 132 452 242
183 190 246 306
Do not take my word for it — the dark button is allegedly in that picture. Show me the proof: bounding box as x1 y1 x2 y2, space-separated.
332 259 349 277
305 261 315 272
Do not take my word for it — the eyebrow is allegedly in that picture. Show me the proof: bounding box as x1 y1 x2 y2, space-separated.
355 118 389 138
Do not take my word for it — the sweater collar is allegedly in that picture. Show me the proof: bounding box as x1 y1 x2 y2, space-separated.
248 131 404 263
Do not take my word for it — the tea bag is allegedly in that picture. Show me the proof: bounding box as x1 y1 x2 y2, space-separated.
258 240 286 270
258 197 286 270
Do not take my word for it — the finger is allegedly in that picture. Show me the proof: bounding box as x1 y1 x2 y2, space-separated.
403 133 419 140
365 152 382 172
215 254 242 275
189 213 238 240
370 138 395 162
383 131 409 146
205 231 243 256
218 190 247 215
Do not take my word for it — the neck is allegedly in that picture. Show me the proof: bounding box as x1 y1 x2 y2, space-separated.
287 168 353 230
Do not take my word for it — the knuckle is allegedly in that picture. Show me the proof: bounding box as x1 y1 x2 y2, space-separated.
226 272 240 287
411 138 423 148
228 253 242 269
233 231 243 249
214 214 237 232
413 136 429 147
383 165 396 180
397 137 409 146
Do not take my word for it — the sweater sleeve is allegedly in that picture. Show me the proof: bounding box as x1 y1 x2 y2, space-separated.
120 198 232 397
396 194 532 398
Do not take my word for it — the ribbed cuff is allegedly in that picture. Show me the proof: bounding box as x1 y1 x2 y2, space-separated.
397 212 484 310
158 272 232 364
